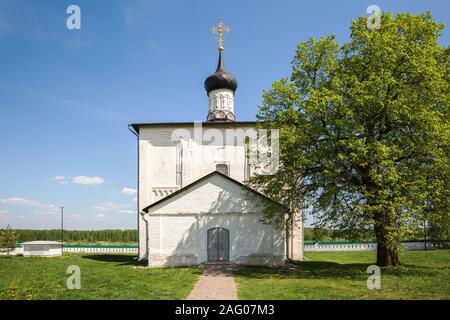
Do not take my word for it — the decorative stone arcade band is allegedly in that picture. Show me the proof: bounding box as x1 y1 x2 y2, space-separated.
208 91 234 111
207 89 235 122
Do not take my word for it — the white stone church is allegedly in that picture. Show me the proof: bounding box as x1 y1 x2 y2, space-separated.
129 22 303 267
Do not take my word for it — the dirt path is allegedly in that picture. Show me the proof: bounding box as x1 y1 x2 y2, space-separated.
186 264 238 300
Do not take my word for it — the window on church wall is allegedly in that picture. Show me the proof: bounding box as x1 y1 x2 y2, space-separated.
216 164 229 176
213 95 218 109
244 141 251 180
150 134 183 188
219 94 224 109
151 146 177 186
176 142 183 187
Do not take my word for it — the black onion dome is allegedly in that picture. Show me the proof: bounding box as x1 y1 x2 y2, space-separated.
204 52 238 96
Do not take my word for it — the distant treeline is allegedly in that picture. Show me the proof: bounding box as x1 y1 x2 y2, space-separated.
304 227 444 243
10 228 377 243
13 229 138 244
304 227 374 243
8 228 438 245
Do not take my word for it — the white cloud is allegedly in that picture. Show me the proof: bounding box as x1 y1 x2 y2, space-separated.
72 176 105 186
116 210 135 215
0 197 59 212
96 214 106 219
121 187 137 196
0 209 8 218
92 202 135 216
70 214 83 219
132 197 137 202
34 211 59 216
48 175 70 184
0 197 31 205
92 202 132 214
48 174 106 186
49 175 67 181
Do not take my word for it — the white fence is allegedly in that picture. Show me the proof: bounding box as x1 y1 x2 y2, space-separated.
304 241 448 252
3 242 448 256
1 246 138 255
63 247 138 254
402 241 448 250
305 242 377 252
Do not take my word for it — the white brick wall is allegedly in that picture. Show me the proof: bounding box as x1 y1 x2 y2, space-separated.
147 213 284 265
138 123 263 260
144 173 285 266
138 125 252 259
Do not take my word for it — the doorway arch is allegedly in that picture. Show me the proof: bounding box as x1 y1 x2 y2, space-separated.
207 227 230 262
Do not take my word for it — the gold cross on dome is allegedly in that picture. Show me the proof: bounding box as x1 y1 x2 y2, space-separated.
211 18 230 52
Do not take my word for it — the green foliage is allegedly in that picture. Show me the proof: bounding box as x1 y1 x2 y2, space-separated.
312 227 332 242
13 229 138 244
250 12 449 266
304 227 376 242
428 216 450 241
0 225 19 254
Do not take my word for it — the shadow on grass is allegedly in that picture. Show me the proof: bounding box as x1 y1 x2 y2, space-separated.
236 259 438 281
237 261 368 280
80 255 202 271
82 254 146 267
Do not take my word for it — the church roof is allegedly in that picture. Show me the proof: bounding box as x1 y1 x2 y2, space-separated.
129 121 256 135
141 171 288 213
204 51 238 96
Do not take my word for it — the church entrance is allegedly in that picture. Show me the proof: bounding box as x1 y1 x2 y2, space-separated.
207 227 229 262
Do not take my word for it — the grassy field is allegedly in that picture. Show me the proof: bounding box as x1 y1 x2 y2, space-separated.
0 254 201 300
1 250 449 300
235 250 450 300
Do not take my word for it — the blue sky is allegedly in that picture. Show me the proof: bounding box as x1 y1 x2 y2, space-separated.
0 0 449 230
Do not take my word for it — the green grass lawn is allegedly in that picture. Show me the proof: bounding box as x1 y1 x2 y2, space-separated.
235 250 450 300
0 254 201 300
2 250 448 300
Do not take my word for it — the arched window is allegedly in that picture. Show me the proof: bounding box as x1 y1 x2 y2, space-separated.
176 141 183 187
219 94 225 109
215 164 229 176
244 142 251 180
213 95 218 109
150 133 183 188
226 96 232 110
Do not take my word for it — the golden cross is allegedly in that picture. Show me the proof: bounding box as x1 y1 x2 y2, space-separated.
211 18 230 52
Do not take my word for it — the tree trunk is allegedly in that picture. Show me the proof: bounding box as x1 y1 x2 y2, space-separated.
376 238 399 266
374 213 399 266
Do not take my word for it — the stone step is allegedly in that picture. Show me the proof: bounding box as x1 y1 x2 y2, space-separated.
202 261 236 266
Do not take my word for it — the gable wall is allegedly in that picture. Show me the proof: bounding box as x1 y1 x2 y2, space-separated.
143 173 286 266
148 174 263 214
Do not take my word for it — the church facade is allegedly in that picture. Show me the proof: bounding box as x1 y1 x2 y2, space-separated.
129 21 303 267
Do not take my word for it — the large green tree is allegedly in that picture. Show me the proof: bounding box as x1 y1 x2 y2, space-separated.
250 12 449 266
